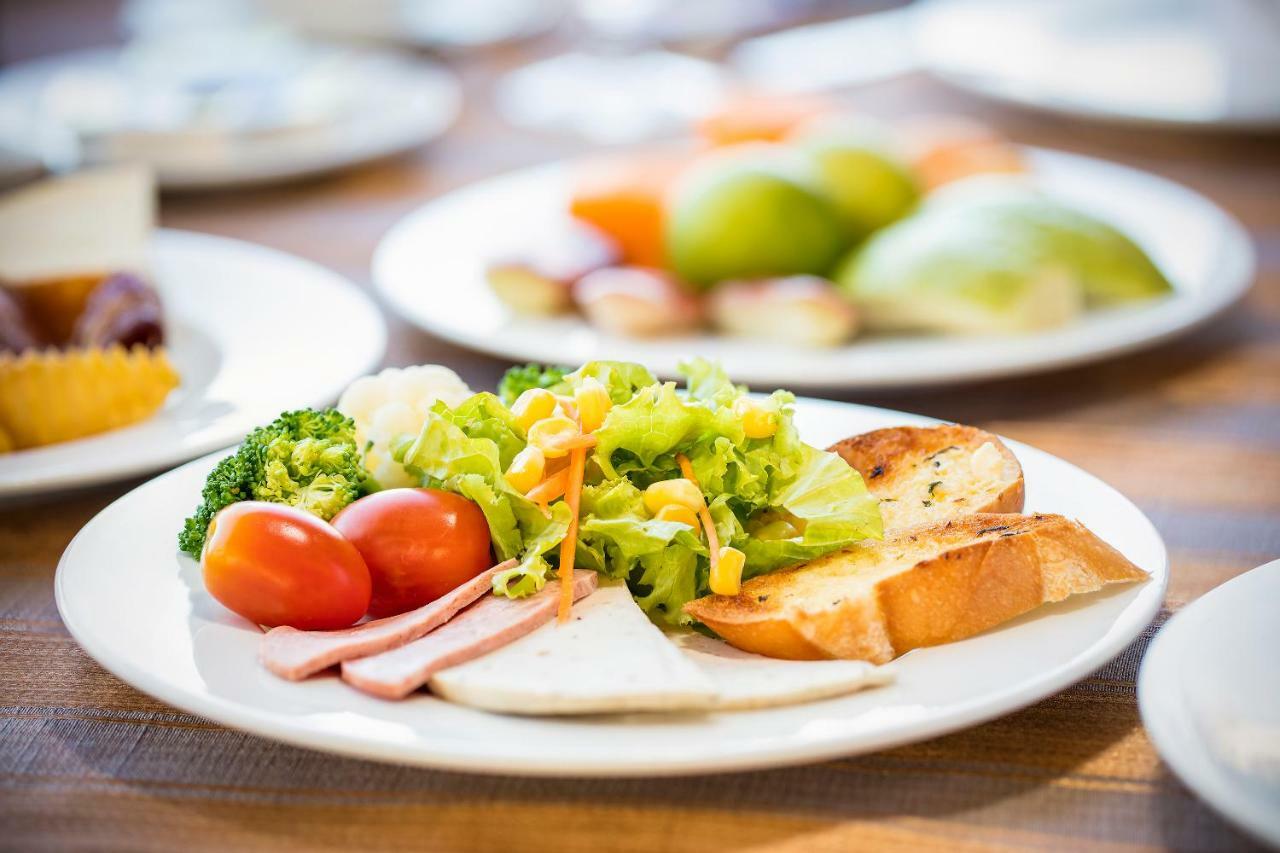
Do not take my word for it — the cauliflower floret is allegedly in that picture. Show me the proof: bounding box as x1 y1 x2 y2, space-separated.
338 364 472 487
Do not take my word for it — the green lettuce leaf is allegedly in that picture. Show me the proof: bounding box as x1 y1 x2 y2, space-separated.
592 382 742 481
575 478 707 624
433 392 526 468
550 360 658 404
679 357 742 406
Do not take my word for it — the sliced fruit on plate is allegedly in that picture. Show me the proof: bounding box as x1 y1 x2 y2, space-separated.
568 153 688 267
485 220 619 316
666 147 848 288
573 266 704 337
707 276 857 347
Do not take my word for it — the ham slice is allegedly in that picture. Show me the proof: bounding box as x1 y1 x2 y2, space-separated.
259 560 515 681
341 571 598 700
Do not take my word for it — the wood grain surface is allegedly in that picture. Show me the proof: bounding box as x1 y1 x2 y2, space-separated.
2 3 1278 850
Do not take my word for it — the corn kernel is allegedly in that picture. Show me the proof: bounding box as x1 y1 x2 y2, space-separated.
733 397 778 439
512 388 557 432
711 546 745 595
643 478 704 515
527 415 581 458
504 445 546 493
574 377 613 433
656 503 700 528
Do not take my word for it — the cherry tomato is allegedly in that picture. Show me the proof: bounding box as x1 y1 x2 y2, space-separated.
201 502 371 630
331 488 493 618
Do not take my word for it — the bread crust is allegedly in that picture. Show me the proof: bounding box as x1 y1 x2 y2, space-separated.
684 513 1148 664
828 425 1025 533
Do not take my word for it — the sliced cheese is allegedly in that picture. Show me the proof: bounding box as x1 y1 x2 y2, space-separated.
428 583 716 715
0 165 154 284
674 633 894 710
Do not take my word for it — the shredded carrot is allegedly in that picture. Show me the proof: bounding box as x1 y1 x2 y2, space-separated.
527 467 570 511
675 453 721 572
676 453 698 484
557 445 588 622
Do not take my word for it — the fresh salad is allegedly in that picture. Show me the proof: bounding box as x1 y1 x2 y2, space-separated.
180 359 882 630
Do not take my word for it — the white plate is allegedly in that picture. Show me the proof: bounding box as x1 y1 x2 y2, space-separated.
55 398 1167 777
373 148 1253 390
1 229 386 499
916 0 1280 131
0 47 461 189
1139 560 1280 847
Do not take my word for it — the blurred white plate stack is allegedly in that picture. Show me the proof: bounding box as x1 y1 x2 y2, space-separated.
734 0 1280 131
0 27 461 189
917 0 1280 130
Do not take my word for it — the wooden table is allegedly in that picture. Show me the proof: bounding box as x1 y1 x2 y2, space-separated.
3 9 1278 850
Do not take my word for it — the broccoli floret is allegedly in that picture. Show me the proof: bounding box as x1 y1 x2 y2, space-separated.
177 408 372 557
497 363 569 406
177 452 253 556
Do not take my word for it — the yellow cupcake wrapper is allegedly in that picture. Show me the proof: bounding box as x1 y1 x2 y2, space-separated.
0 344 179 451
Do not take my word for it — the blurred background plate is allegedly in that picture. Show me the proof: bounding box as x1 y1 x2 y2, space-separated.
0 229 385 500
915 0 1280 131
373 147 1253 390
1139 560 1280 847
0 44 461 190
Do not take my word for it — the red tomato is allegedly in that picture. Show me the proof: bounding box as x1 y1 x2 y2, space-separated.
202 502 371 630
331 488 493 618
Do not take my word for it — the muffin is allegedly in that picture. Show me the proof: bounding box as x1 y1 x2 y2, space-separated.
0 166 179 451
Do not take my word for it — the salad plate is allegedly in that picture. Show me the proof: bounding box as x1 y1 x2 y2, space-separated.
56 396 1167 777
0 229 385 499
373 147 1252 390
1139 560 1280 847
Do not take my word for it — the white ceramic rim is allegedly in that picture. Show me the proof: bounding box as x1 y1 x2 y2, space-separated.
1137 560 1280 847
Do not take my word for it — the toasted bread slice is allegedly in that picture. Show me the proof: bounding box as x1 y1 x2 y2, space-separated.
684 513 1148 664
828 425 1024 532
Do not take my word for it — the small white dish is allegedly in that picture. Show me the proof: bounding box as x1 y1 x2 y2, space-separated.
0 46 461 189
372 147 1253 391
1139 560 1280 848
55 398 1167 777
1 228 386 499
